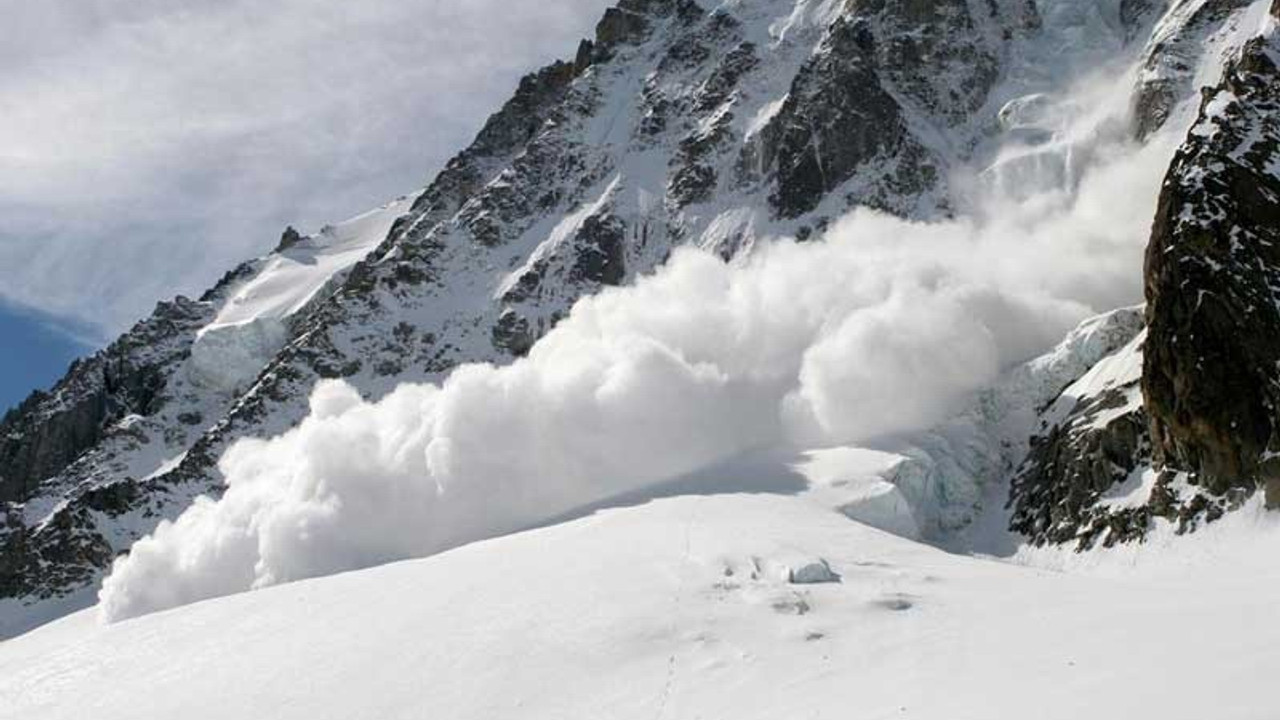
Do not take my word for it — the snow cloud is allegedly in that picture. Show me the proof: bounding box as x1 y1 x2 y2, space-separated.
0 0 613 338
99 68 1181 620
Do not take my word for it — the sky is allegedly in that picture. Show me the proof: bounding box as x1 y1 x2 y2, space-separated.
0 299 94 413
0 0 613 411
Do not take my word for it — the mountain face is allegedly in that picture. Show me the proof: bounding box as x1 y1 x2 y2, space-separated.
2 0 1278 632
1009 0 1280 549
1145 9 1280 494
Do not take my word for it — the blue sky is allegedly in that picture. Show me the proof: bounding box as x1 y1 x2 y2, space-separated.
0 300 92 414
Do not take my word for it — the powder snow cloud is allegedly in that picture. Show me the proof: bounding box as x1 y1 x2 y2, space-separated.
98 81 1179 620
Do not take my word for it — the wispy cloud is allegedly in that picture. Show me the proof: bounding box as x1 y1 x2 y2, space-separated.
0 0 613 340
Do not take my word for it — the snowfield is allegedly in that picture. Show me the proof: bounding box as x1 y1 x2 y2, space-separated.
3 489 1277 720
188 196 414 394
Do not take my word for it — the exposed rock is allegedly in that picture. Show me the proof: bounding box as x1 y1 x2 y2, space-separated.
492 310 536 357
666 40 759 208
1143 24 1280 495
757 0 1004 218
595 0 664 50
1132 0 1255 140
1009 334 1155 548
275 226 305 253
861 0 1000 126
569 214 628 286
760 17 909 218
0 297 210 503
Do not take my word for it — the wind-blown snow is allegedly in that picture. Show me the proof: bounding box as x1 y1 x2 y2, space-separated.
98 64 1182 619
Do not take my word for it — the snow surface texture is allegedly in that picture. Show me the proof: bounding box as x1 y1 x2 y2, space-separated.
10 491 1280 720
188 197 413 394
98 57 1184 621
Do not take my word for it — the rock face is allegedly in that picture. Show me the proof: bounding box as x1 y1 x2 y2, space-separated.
1131 0 1256 140
1008 332 1157 548
1009 1 1280 548
760 14 915 218
1144 8 1280 496
0 298 212 504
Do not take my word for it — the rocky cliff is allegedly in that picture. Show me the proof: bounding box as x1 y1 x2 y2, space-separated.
1144 4 1280 494
1009 0 1280 548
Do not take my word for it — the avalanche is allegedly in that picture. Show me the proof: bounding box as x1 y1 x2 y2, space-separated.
97 63 1176 620
92 0 1250 621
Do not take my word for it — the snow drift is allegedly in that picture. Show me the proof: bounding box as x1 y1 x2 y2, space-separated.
99 64 1179 622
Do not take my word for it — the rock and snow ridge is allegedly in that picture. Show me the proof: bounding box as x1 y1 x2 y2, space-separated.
1011 0 1280 548
190 198 415 395
3 0 1280 639
0 0 1031 627
0 197 412 634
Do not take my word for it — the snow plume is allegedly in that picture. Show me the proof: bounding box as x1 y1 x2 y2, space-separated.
99 81 1179 622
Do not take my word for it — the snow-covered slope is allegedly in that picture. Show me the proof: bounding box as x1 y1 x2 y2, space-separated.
4 0 1280 641
190 198 414 394
0 197 413 636
6 4 1280 716
4 489 1279 720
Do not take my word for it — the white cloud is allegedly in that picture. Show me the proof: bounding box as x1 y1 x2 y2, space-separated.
0 0 613 337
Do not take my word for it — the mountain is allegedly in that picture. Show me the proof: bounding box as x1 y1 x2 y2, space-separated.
2 0 1279 643
1009 0 1280 547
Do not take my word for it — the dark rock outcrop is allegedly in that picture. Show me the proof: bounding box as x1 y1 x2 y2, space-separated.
275 226 305 253
757 0 1004 218
1009 336 1154 548
1010 8 1280 547
0 298 211 503
1143 21 1280 496
760 17 909 218
1132 0 1256 140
